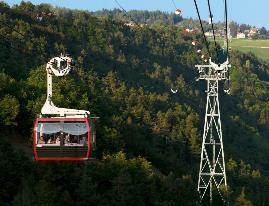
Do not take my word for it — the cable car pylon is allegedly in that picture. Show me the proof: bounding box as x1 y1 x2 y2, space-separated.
196 58 230 205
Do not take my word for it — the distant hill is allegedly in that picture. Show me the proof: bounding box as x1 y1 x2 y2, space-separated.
92 9 269 40
92 9 183 25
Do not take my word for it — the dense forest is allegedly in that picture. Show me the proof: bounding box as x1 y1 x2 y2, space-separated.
1 2 269 205
92 9 227 34
93 9 183 26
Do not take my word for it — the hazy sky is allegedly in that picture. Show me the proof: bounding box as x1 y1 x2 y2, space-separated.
5 0 269 28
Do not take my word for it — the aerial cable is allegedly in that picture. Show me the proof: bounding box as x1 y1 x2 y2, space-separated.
0 19 27 39
113 0 127 13
0 19 38 52
193 0 211 56
224 0 229 57
171 0 182 16
206 0 219 62
222 0 230 94
171 0 177 10
0 24 36 53
112 0 142 27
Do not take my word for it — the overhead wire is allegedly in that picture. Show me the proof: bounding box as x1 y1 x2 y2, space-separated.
224 0 229 58
223 0 230 94
206 0 219 62
171 0 177 10
193 0 230 63
113 0 142 27
0 18 38 52
0 19 26 38
193 0 211 56
113 0 127 13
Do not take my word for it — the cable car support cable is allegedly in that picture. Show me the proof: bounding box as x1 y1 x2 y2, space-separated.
224 0 229 57
171 0 177 10
0 19 39 52
193 0 211 56
113 0 142 27
0 19 27 38
206 0 219 57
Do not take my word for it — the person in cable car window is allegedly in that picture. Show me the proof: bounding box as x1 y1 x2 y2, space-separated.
70 136 74 144
56 136 60 145
48 136 56 144
65 134 70 144
72 136 78 144
39 135 45 144
79 136 86 145
44 135 49 144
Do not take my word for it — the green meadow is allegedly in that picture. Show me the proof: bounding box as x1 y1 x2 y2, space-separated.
215 38 269 61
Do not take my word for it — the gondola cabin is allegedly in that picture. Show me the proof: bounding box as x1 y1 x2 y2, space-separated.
33 117 94 161
35 55 97 161
175 9 182 15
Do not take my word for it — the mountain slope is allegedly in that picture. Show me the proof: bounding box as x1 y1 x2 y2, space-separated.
1 2 269 205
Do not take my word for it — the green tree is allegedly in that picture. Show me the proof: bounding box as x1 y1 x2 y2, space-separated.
234 187 252 206
0 94 19 125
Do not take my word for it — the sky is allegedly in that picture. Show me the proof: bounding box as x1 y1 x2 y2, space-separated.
4 0 269 28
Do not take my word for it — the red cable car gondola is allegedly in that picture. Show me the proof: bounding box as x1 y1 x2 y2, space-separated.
175 8 182 15
33 117 92 161
33 55 97 161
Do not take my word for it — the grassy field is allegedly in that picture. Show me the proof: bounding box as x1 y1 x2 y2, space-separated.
214 38 269 61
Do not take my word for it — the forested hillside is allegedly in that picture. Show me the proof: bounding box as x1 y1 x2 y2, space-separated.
1 2 269 205
92 9 269 39
92 8 224 32
93 9 183 25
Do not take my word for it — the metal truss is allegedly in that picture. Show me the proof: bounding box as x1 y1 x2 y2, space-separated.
196 58 231 205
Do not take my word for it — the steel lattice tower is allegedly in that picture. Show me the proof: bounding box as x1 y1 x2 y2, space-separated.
196 59 231 205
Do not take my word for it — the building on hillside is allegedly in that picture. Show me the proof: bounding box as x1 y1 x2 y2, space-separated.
125 21 136 27
237 33 246 39
248 28 258 37
125 21 147 28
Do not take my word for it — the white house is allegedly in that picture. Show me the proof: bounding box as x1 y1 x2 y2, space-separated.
125 21 136 27
237 33 246 39
248 28 257 37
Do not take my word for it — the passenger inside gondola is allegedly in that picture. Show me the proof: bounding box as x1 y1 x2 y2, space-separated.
48 136 56 144
79 136 86 145
65 134 70 144
36 122 88 146
39 135 45 144
69 135 79 144
56 136 60 145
